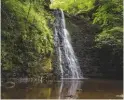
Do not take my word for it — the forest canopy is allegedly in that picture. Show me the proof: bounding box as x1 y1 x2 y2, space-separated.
50 0 95 15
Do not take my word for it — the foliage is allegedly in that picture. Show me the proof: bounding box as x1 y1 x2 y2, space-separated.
50 0 123 49
93 0 123 49
95 27 123 48
1 0 123 79
1 0 54 77
50 0 123 78
50 0 122 44
50 0 96 15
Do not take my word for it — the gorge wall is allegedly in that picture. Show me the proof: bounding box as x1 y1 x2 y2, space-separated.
65 16 123 79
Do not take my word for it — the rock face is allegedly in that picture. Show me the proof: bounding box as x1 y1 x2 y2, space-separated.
65 17 97 77
65 16 123 79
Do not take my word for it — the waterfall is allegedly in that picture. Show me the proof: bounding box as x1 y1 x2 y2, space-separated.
54 9 83 79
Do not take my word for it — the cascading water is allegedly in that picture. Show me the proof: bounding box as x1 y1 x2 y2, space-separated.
54 9 83 79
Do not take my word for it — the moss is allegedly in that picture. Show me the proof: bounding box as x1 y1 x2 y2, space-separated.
1 0 54 77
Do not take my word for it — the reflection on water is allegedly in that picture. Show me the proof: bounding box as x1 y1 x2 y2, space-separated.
1 78 123 99
58 79 82 99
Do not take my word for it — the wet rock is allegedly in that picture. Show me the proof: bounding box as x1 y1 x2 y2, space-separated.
5 81 15 88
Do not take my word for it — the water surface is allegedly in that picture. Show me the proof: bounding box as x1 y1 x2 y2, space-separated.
1 78 123 99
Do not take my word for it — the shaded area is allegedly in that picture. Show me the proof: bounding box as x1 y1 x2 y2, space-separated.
65 16 123 79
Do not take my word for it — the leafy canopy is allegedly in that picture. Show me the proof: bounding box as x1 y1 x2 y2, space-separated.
93 0 123 48
50 0 95 15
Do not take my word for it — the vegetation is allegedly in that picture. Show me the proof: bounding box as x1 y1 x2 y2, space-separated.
2 0 54 78
50 0 123 78
50 0 122 48
50 0 95 15
1 0 123 79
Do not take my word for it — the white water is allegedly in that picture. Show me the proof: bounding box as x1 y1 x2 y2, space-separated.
54 9 83 79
